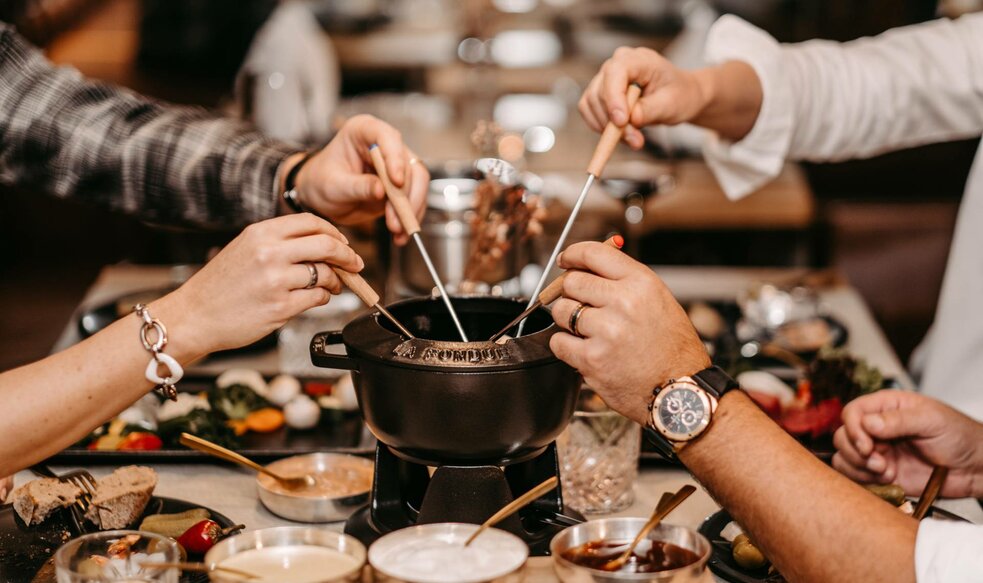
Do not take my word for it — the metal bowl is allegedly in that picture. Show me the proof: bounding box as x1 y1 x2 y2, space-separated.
550 518 710 582
368 523 528 583
205 526 366 582
256 453 373 523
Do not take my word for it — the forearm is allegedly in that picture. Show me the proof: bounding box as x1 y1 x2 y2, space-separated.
690 61 763 142
680 392 917 583
0 291 206 476
0 24 298 228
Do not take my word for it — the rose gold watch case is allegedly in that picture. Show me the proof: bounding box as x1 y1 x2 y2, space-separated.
649 377 719 443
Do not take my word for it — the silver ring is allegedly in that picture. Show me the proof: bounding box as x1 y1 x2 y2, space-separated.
408 157 419 166
304 262 319 289
569 303 588 338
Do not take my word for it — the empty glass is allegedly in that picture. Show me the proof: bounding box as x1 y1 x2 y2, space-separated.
54 530 179 583
557 389 641 515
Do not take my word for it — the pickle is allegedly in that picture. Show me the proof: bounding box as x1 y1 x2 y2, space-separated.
139 509 211 538
864 483 906 507
732 534 769 570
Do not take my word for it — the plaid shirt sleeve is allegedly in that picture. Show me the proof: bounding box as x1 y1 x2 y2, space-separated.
0 23 299 228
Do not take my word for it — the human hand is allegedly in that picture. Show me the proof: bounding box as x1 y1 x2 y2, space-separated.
547 242 710 425
832 390 983 498
293 114 428 246
157 213 363 357
579 47 711 149
0 475 12 503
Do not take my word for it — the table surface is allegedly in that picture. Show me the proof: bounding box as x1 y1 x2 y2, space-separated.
31 265 983 582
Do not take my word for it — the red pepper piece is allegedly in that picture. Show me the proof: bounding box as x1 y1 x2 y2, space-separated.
177 520 244 555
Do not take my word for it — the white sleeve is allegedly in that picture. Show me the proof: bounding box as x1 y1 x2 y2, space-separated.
702 13 983 200
915 518 983 582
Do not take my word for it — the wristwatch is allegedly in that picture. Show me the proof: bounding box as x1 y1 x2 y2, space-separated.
644 365 739 461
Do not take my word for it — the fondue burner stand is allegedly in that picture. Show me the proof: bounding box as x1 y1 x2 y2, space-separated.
345 443 583 556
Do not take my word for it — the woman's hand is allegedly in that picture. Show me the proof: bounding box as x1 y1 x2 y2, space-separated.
158 213 363 357
547 242 710 425
580 47 762 146
832 390 983 498
292 114 429 246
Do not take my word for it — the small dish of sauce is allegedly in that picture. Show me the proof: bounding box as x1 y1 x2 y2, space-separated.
218 545 361 582
561 540 701 573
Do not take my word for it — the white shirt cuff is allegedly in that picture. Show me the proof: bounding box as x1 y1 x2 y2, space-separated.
701 14 794 200
915 517 983 582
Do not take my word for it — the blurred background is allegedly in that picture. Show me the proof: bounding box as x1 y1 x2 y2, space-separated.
1 0 980 371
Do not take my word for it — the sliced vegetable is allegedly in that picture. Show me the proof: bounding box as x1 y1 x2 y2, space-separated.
139 509 211 538
118 432 163 451
216 369 268 397
304 381 333 397
157 408 239 449
245 408 285 433
87 435 124 451
209 383 270 421
227 419 249 437
268 375 301 407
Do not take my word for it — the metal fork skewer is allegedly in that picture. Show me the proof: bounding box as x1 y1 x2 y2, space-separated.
516 84 643 337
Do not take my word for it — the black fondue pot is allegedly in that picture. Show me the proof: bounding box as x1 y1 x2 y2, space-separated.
310 296 581 466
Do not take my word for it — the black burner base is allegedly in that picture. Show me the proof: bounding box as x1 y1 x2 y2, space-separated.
344 443 584 556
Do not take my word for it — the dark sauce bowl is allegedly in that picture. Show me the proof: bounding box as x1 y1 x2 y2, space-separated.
551 518 710 582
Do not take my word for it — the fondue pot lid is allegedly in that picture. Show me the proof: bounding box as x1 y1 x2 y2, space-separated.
340 297 562 372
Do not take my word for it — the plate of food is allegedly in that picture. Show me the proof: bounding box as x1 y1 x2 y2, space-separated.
52 370 375 463
697 484 967 583
0 466 241 583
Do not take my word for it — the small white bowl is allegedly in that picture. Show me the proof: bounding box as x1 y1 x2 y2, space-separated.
369 523 528 583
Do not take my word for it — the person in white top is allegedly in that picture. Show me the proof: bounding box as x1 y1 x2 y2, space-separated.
572 12 983 582
580 13 983 420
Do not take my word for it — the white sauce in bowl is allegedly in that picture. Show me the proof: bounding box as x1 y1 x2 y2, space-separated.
369 524 528 583
219 546 361 582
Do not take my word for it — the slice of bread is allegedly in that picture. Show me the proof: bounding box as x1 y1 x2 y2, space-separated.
10 478 82 526
85 466 157 529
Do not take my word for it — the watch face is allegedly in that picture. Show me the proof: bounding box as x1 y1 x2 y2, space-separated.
651 384 712 442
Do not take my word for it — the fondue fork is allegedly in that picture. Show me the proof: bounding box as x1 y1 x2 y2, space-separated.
369 145 469 342
517 83 643 337
913 465 948 520
463 476 559 546
332 267 415 339
601 484 696 572
488 235 624 343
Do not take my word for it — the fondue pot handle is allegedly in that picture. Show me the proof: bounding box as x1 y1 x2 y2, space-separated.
309 331 359 371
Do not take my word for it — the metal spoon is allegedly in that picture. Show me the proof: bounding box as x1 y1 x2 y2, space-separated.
179 433 315 490
463 476 558 546
600 484 696 572
140 561 259 580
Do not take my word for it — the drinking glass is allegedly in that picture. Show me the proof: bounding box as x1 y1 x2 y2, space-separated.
557 389 641 514
54 530 180 583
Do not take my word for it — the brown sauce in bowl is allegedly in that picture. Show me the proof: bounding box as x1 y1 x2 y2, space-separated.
561 540 700 573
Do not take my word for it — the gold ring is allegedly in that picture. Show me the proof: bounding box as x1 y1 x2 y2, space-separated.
569 303 588 338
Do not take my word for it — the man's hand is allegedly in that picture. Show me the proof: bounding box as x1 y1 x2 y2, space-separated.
547 242 710 425
290 115 428 246
0 475 12 503
580 47 762 146
833 390 983 498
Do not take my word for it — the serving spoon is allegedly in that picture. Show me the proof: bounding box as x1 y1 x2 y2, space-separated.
140 561 259 580
463 476 559 546
600 484 696 572
180 433 315 490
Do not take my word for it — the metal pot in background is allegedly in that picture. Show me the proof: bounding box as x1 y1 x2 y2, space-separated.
392 163 532 297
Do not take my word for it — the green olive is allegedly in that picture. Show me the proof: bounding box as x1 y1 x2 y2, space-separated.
864 484 906 507
733 538 768 570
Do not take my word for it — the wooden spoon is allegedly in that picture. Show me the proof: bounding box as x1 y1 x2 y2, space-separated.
600 484 697 572
180 433 315 490
463 476 559 546
140 561 259 580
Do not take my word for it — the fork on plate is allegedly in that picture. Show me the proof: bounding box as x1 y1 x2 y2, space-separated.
29 464 99 531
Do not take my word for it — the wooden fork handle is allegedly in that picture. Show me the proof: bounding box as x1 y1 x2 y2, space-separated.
179 433 280 480
587 83 643 177
332 268 380 307
369 145 421 236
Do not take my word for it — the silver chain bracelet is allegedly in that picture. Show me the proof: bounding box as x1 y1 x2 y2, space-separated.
134 303 182 401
